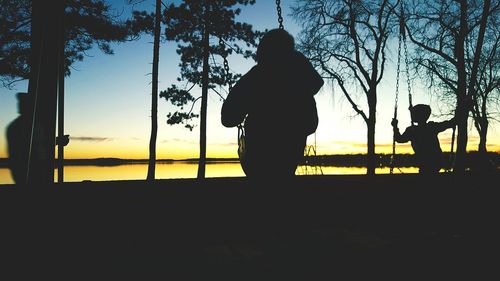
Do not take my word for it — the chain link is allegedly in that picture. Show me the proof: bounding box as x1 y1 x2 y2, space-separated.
218 38 244 149
276 0 284 29
403 37 412 110
392 1 414 174
218 37 232 92
390 34 403 175
394 37 402 120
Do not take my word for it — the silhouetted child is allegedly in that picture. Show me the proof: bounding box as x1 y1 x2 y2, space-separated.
6 92 34 184
392 104 456 174
221 29 324 179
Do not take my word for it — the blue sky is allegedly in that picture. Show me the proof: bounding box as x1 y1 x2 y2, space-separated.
0 0 497 161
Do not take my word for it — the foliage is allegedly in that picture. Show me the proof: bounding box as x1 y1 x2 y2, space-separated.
292 0 399 175
0 0 133 88
405 0 498 106
404 0 500 163
158 0 261 130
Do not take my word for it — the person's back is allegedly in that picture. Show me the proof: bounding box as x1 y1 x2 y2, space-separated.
392 104 455 174
221 29 324 179
6 93 33 184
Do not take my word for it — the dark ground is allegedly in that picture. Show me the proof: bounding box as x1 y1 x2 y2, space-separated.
0 173 499 280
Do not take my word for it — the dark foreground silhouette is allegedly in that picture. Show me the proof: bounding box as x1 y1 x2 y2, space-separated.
222 29 324 179
6 93 33 184
0 174 497 279
393 104 456 174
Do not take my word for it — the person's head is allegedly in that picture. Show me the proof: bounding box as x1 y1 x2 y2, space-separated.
410 104 431 124
16 92 33 116
256 29 295 64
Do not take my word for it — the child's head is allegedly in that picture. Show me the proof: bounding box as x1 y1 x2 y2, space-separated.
410 104 431 124
256 29 295 64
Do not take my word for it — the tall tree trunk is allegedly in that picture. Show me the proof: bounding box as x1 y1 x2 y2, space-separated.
57 17 65 183
197 8 210 179
469 0 491 171
366 89 377 176
477 117 492 171
366 116 376 176
147 0 161 181
453 1 469 174
27 0 65 185
478 119 488 154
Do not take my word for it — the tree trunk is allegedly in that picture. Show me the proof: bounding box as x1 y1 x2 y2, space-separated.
197 8 210 179
366 89 377 176
478 118 488 154
477 118 493 171
57 19 65 183
147 0 161 181
469 0 491 171
453 1 469 174
27 0 65 185
366 116 376 176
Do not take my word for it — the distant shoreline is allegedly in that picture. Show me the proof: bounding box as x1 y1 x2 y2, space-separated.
0 157 241 167
1 152 498 168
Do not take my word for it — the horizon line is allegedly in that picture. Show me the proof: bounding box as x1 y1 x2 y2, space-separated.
1 151 498 162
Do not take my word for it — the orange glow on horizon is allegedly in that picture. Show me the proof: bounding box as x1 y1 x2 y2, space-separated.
1 162 421 185
1 139 499 160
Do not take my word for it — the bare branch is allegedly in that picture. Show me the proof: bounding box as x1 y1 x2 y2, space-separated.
187 96 202 116
405 23 457 66
319 59 368 122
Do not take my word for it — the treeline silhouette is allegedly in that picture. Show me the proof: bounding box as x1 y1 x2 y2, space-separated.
0 157 239 168
1 152 498 169
303 152 500 169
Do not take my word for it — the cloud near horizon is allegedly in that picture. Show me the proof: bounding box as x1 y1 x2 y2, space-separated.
327 140 412 149
70 136 113 142
212 142 238 147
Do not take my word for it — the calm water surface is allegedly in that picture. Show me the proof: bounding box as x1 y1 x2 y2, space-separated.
0 162 419 185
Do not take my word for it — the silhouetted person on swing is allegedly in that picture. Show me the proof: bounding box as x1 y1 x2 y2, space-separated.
221 29 324 180
392 104 456 174
6 92 34 184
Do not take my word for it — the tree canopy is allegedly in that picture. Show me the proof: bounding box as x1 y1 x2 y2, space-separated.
405 0 500 171
292 0 399 175
0 0 133 88
157 0 261 130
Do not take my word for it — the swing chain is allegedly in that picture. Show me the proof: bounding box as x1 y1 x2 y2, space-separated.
390 37 401 175
394 36 402 120
218 37 244 156
218 37 232 92
391 1 415 174
390 5 405 175
399 1 412 110
403 37 413 109
399 0 406 39
276 0 284 29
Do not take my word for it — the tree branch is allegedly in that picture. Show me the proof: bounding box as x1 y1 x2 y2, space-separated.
187 96 202 115
319 59 368 122
405 23 457 66
420 59 458 91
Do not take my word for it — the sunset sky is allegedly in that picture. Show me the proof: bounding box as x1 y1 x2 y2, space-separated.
1 0 499 161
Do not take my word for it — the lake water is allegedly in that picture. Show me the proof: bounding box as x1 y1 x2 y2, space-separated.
0 162 419 185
